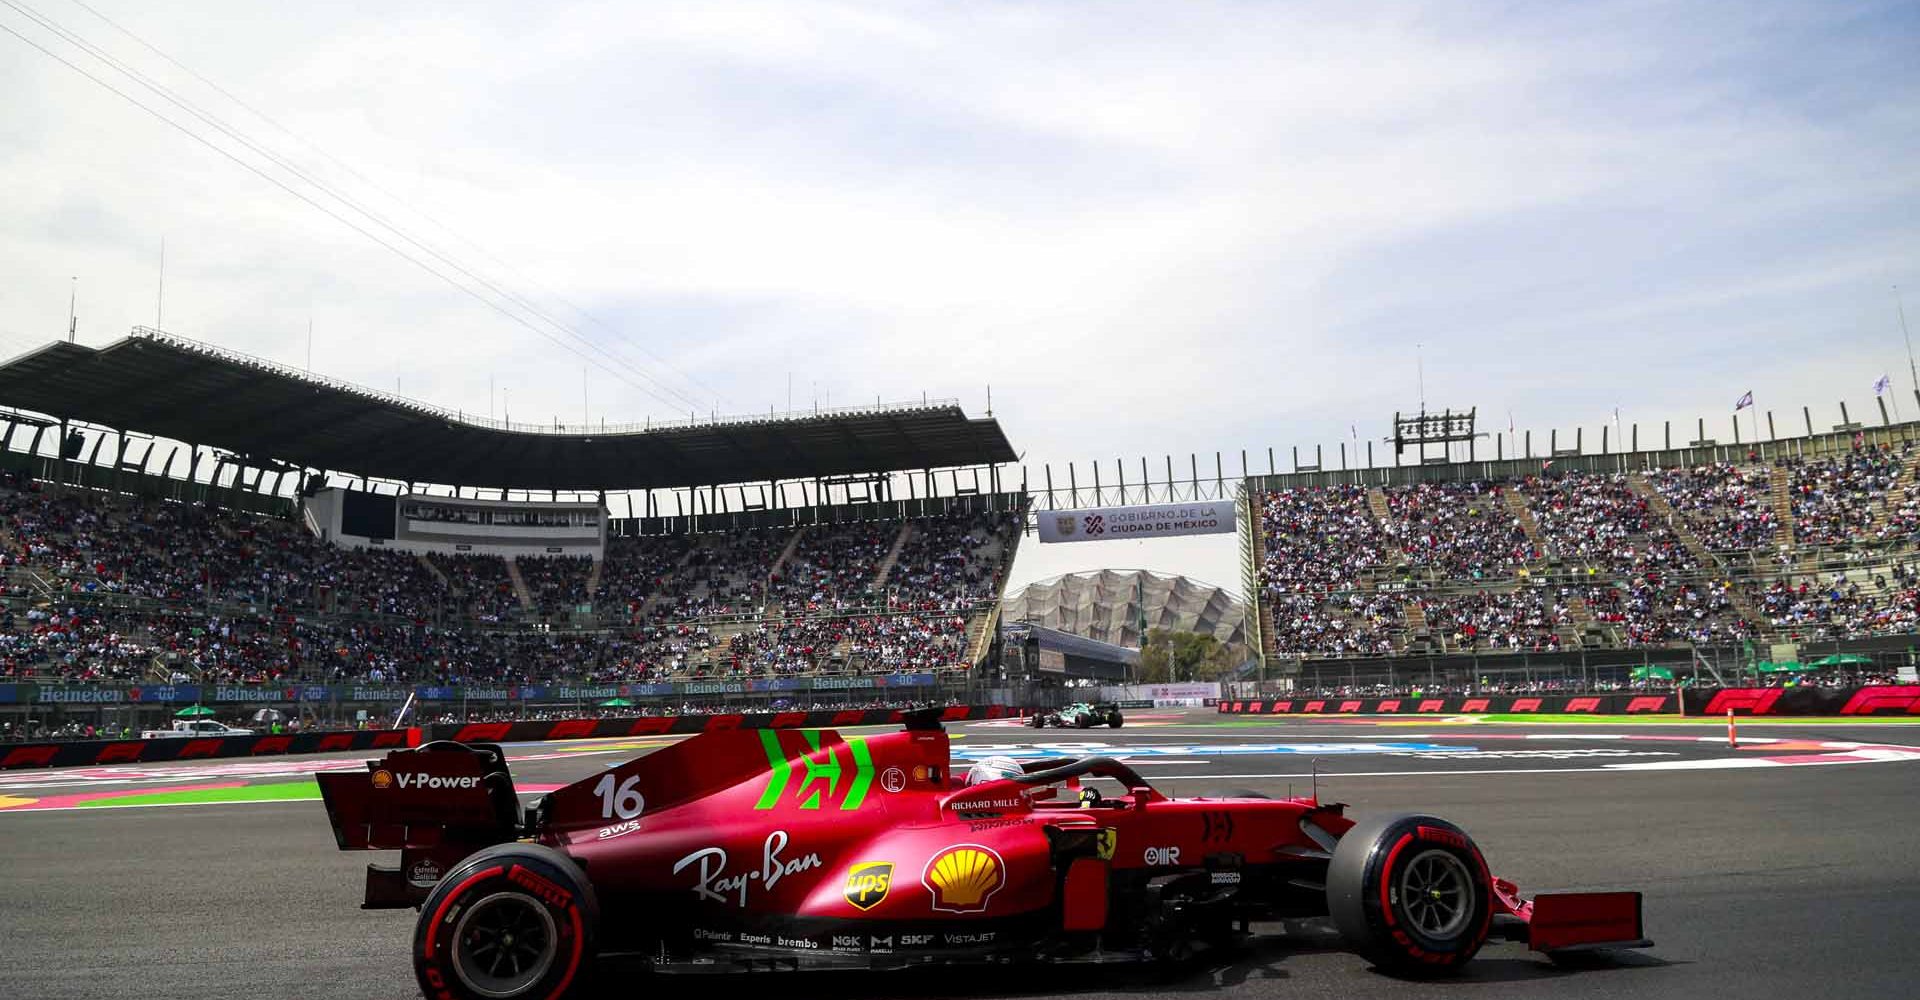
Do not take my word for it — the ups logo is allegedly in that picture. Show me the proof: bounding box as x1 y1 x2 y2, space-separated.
844 861 893 911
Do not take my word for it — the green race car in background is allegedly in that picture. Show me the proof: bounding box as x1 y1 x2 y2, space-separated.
1029 702 1124 728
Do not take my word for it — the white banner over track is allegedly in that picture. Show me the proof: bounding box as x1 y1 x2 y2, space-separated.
1037 502 1234 543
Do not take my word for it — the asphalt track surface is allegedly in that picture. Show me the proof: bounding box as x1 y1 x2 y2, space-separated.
5 710 1920 1000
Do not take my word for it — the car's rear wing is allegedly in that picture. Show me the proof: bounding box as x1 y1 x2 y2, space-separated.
316 741 523 908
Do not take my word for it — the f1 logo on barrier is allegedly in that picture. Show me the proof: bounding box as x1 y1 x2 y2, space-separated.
1839 686 1920 715
1701 689 1785 716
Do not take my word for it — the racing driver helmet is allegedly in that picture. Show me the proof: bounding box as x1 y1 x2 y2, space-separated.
965 755 1023 786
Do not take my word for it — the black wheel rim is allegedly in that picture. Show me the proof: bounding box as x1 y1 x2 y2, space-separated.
451 891 559 998
1396 848 1473 940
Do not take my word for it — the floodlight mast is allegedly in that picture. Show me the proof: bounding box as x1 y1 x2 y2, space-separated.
1387 407 1487 465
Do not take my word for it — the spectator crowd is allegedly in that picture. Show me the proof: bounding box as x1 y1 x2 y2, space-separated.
0 475 1016 685
1251 441 1920 658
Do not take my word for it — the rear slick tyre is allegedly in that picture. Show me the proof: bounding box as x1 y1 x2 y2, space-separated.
414 843 598 1000
1325 813 1492 977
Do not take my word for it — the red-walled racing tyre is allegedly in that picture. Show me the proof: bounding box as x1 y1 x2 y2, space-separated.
1326 813 1493 977
414 843 599 1000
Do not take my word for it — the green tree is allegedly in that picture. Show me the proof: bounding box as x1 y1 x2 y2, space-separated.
1138 629 1238 682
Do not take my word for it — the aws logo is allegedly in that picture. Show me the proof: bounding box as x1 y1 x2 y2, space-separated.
844 861 893 910
923 845 1006 913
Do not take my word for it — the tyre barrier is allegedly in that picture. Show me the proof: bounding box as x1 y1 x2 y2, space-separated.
0 704 1022 770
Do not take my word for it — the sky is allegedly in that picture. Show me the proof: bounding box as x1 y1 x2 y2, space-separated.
2 0 1917 596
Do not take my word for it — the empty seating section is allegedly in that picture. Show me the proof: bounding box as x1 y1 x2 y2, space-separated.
0 472 1019 683
1255 444 1920 656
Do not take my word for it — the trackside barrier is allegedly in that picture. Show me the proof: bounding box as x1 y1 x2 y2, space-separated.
0 728 422 771
1680 686 1920 716
1216 694 1677 715
422 704 1020 744
1218 686 1920 717
0 705 1022 770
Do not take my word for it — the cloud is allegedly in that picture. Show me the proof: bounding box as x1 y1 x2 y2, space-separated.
0 0 1915 592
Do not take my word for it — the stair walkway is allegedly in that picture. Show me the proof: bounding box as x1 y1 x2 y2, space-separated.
1561 590 1609 648
1366 487 1393 524
636 545 702 621
870 522 915 590
1366 487 1412 573
1503 489 1548 553
1869 458 1920 535
1771 474 1797 547
965 603 1000 666
505 558 535 613
417 554 449 587
767 527 806 581
1402 597 1431 653
1628 472 1716 566
585 556 604 600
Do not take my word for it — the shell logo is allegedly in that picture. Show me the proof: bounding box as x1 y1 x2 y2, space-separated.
922 844 1006 913
370 769 393 790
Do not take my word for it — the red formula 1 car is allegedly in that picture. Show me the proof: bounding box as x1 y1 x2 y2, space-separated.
318 712 1650 999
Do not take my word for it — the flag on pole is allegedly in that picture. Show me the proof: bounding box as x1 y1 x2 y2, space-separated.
1874 374 1892 395
1734 390 1754 411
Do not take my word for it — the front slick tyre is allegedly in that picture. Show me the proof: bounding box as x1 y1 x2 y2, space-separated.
1326 813 1492 978
415 843 598 1000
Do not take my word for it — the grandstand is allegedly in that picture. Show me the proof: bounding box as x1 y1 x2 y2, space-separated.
1241 421 1920 682
6 326 1920 719
0 331 1026 730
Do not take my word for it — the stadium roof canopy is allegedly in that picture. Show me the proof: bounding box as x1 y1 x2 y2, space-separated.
0 331 1017 491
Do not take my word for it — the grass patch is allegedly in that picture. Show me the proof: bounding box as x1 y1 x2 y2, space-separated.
76 779 320 808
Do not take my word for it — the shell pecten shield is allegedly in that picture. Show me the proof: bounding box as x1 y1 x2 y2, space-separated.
922 845 1007 913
